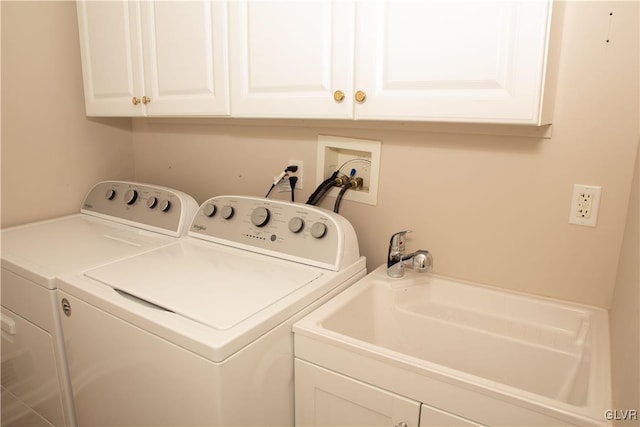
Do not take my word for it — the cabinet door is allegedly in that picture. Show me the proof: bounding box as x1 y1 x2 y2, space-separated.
140 1 229 116
77 1 145 116
355 0 553 124
295 359 420 427
229 0 354 118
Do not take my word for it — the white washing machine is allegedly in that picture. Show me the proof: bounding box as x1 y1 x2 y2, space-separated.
56 195 366 427
1 181 198 427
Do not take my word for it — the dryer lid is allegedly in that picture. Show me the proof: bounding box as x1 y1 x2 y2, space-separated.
84 239 324 331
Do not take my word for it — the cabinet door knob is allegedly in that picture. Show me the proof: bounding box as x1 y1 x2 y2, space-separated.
131 97 141 105
142 96 151 104
333 90 345 102
355 90 366 103
395 423 408 427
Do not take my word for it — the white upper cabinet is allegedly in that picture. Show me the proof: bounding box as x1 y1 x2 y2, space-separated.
355 1 555 124
77 1 144 116
78 0 557 123
229 0 557 124
229 1 355 118
77 1 229 117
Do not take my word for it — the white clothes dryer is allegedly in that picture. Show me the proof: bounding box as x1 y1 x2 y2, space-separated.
1 181 198 427
56 195 366 427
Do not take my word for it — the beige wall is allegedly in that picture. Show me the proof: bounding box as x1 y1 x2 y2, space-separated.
133 1 639 308
610 139 639 423
1 1 134 228
610 1 640 415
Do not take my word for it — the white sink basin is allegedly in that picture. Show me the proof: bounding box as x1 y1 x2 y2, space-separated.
294 265 612 425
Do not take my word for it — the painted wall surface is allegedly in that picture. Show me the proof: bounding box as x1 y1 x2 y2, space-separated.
133 1 639 308
0 1 134 228
610 4 640 415
610 139 639 424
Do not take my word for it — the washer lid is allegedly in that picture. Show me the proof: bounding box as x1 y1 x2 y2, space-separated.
1 215 175 288
84 239 324 331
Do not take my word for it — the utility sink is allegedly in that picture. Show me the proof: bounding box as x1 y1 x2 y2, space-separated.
293 265 612 425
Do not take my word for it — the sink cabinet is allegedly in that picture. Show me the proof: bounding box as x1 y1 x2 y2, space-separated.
295 359 484 427
229 0 559 124
295 359 420 427
76 0 229 117
419 404 485 427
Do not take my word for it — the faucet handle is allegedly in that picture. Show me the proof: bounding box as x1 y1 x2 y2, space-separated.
411 250 433 273
389 230 412 251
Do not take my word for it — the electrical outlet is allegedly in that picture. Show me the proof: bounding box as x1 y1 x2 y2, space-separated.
569 184 601 227
276 160 303 192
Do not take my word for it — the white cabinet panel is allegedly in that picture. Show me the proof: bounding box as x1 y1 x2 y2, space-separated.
230 0 556 124
77 0 229 117
141 1 229 116
355 0 554 124
77 1 144 116
229 0 354 118
295 359 420 427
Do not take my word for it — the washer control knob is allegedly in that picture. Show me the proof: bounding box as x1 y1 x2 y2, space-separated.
159 199 171 212
105 189 117 200
124 189 138 205
147 196 158 209
251 207 271 227
310 222 327 239
204 203 217 217
221 205 234 219
288 217 305 234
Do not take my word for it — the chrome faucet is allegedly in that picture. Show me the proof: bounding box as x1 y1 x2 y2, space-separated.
387 230 433 278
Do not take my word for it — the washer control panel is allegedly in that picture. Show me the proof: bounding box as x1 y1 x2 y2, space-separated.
189 196 360 271
81 181 199 237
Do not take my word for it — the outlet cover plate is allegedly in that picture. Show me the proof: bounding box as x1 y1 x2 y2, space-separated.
277 159 303 192
569 184 601 227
